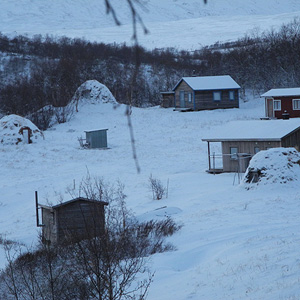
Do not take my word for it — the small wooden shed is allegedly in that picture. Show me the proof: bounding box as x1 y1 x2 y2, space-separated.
261 87 300 119
202 119 300 173
85 129 108 149
38 197 108 245
161 75 240 110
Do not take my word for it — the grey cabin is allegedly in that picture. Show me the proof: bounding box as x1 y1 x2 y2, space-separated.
161 75 240 110
39 197 108 245
202 119 300 173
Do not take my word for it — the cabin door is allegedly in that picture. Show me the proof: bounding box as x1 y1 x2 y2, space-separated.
179 91 185 108
266 98 274 118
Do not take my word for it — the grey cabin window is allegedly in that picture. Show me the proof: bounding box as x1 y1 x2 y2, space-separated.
213 91 221 101
188 93 192 102
254 146 260 154
293 99 300 110
229 90 235 100
273 100 281 111
230 147 238 160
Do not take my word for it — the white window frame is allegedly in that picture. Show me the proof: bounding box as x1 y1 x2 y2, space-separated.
230 147 238 160
293 99 300 110
213 91 221 101
229 90 235 100
273 99 281 111
188 92 192 102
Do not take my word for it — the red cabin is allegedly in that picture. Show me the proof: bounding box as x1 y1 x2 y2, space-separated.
261 88 300 119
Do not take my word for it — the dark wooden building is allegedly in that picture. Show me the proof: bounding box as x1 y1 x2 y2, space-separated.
202 119 300 173
261 87 300 119
161 75 240 110
39 197 108 245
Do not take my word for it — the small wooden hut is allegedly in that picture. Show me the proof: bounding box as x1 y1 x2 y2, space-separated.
38 197 108 245
161 75 240 110
202 119 300 173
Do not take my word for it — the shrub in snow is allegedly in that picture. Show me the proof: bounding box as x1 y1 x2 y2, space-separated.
149 174 167 200
0 114 44 145
242 147 300 187
71 80 117 112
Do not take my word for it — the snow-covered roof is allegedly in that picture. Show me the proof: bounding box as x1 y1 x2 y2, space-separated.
261 88 300 97
173 75 240 91
202 119 300 142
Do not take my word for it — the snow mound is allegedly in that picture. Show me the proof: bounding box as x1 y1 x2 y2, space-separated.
71 80 117 110
0 114 44 145
242 147 300 187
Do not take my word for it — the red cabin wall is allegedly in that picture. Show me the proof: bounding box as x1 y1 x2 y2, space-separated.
273 96 300 119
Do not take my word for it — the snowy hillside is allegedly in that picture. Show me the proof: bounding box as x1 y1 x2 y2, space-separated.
1 0 300 49
1 93 300 299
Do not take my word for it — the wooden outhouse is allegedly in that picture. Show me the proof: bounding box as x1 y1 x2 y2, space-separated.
161 75 240 110
39 197 108 245
261 87 300 119
202 119 300 173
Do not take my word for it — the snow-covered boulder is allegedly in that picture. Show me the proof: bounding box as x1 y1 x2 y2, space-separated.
242 147 300 187
0 114 44 145
71 80 117 111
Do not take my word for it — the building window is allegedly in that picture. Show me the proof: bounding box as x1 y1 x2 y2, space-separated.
293 99 300 110
188 93 192 102
229 90 235 100
254 146 260 154
213 91 221 101
230 147 238 160
273 100 281 111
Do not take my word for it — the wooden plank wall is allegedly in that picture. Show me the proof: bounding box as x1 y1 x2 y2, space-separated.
174 81 194 108
56 201 105 243
222 140 281 172
194 89 239 110
282 128 300 150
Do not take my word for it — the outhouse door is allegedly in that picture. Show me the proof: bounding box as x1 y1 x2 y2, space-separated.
266 98 274 118
179 91 185 108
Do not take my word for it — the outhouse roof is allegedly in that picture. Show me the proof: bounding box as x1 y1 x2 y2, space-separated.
40 197 108 210
202 119 300 142
173 75 240 91
261 87 300 97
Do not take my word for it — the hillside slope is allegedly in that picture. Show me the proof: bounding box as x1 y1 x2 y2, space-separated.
1 0 300 49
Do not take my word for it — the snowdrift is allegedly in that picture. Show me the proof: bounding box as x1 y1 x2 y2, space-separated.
71 80 117 111
243 147 300 187
0 114 44 145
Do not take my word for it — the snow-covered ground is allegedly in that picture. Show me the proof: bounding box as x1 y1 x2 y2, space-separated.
1 0 300 49
1 96 300 299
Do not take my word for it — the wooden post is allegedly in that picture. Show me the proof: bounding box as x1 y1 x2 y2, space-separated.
35 191 44 227
207 142 211 170
35 191 40 227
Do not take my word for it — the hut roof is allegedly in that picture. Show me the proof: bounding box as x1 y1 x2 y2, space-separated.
261 87 300 97
173 75 240 91
202 119 300 142
40 197 108 210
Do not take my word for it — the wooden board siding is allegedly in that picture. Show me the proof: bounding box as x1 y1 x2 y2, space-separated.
42 208 57 244
174 81 194 108
194 90 239 110
222 140 281 172
56 201 105 243
273 96 300 118
282 128 300 150
161 93 175 108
